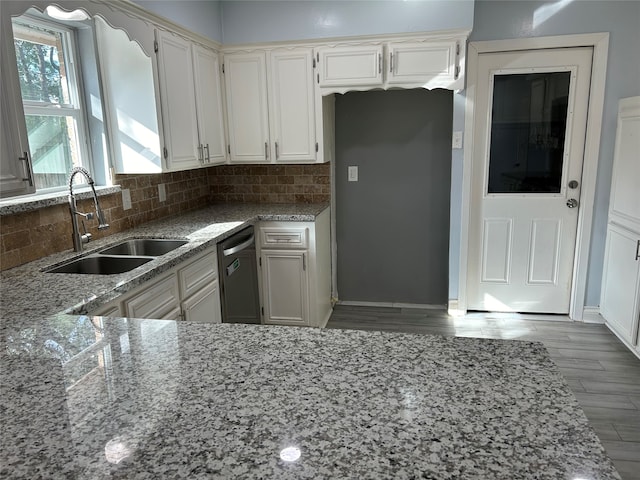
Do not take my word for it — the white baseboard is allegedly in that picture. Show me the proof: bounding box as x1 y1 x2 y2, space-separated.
447 299 466 317
582 306 605 324
337 300 446 310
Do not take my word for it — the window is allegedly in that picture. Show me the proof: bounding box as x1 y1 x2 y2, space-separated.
12 16 89 192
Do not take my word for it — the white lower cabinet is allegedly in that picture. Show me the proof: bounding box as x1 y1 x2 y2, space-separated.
257 207 331 327
125 274 181 320
601 224 640 347
182 278 221 323
261 250 309 325
90 248 221 322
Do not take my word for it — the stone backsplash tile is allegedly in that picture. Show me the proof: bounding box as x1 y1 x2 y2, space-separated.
208 163 330 204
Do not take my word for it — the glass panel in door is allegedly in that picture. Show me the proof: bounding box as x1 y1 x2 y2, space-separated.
487 72 571 194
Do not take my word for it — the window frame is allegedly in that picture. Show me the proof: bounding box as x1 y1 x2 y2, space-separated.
11 14 93 194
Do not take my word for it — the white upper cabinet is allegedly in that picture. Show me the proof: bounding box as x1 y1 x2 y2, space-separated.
316 45 384 88
269 48 317 162
224 52 271 163
192 45 227 166
316 33 467 94
225 48 321 164
155 30 227 170
155 30 200 170
387 40 460 89
608 97 640 230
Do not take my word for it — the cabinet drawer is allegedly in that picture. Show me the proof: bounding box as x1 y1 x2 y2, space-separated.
179 252 217 298
260 227 308 249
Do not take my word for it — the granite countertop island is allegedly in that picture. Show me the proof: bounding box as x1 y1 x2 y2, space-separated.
0 203 621 479
0 203 328 323
1 314 620 479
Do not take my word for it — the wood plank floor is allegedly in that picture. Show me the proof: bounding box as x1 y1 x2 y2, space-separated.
326 305 640 480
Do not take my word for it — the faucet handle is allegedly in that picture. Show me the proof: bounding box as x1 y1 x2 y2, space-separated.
98 223 110 231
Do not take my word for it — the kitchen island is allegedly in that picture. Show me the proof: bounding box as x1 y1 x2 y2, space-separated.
1 314 620 479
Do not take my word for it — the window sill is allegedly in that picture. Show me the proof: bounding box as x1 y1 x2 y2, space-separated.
0 185 121 216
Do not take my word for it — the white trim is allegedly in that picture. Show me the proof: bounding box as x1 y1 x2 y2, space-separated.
458 32 610 321
582 306 605 324
605 323 640 360
338 300 447 310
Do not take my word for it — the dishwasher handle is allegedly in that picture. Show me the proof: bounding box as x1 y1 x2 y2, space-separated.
223 235 255 257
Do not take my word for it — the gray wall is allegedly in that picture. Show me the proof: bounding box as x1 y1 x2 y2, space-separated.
335 89 452 305
465 0 640 306
132 0 223 42
219 0 473 44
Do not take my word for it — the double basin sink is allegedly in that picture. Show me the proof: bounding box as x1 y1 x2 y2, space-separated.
44 239 188 275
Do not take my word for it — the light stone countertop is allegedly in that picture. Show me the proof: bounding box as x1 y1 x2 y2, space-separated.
0 203 329 325
1 315 621 479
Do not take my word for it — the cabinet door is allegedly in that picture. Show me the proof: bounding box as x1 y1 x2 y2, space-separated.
609 97 640 228
182 279 222 323
261 250 309 325
125 274 181 320
269 49 316 162
317 45 383 88
601 224 640 346
193 45 227 165
0 30 35 198
387 41 459 88
224 52 270 163
155 30 200 170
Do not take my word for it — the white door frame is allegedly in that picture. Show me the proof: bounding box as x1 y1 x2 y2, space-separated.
457 33 609 321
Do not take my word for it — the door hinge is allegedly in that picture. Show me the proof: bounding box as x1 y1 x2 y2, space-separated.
259 256 262 267
317 73 319 84
154 40 158 53
454 66 460 80
315 142 319 153
312 57 316 68
222 63 225 74
227 145 231 155
261 306 264 316
163 147 168 159
456 42 460 55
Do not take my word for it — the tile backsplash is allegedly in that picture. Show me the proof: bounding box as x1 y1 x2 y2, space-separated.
0 163 331 271
208 164 330 204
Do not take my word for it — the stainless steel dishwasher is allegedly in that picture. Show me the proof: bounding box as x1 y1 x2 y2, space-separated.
217 226 261 324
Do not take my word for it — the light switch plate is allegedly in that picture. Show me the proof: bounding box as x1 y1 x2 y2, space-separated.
158 183 166 202
122 189 132 210
348 166 358 182
452 131 463 149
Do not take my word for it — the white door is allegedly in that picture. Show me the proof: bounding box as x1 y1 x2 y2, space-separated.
182 280 222 323
467 48 592 313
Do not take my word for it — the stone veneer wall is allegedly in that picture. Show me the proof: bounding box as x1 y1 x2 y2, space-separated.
0 163 331 271
208 164 330 204
0 169 211 271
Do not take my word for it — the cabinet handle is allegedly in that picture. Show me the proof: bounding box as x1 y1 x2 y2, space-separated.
378 53 382 74
198 144 204 163
265 142 269 160
636 239 640 261
303 253 306 271
390 52 393 73
205 144 210 163
19 152 34 186
275 141 279 160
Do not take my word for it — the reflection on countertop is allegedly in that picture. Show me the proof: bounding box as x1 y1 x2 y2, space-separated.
1 314 621 479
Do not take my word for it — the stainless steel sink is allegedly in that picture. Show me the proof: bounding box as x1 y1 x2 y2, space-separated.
98 239 188 257
45 255 153 275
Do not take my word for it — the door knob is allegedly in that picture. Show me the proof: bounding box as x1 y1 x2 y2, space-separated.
566 198 579 208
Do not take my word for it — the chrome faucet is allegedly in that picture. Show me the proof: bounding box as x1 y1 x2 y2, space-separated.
68 167 109 252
